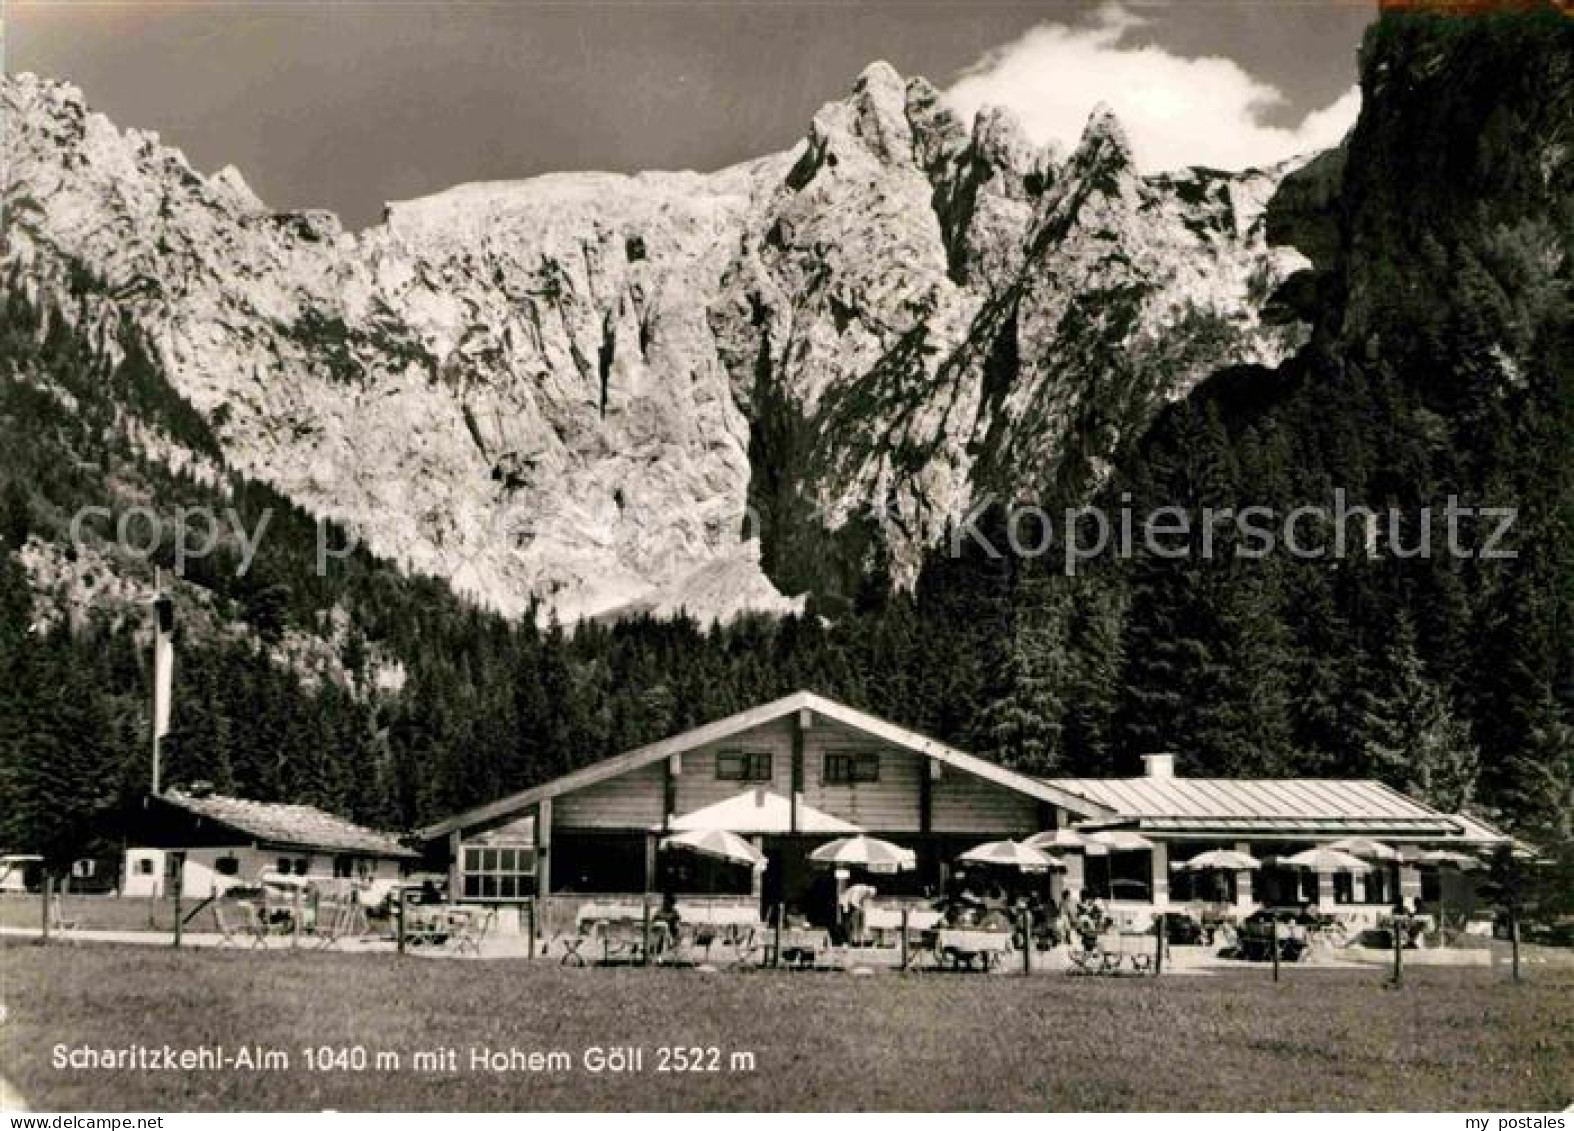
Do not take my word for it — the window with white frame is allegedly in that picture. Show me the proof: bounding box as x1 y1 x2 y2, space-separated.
462 844 536 900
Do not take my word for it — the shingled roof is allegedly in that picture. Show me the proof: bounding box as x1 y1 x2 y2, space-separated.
158 790 418 858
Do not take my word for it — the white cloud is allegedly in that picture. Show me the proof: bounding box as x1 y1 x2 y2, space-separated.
945 4 1359 173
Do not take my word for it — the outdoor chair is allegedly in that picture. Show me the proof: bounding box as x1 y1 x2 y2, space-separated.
452 907 496 956
48 899 79 934
726 925 768 970
313 899 365 951
213 900 266 949
559 929 591 966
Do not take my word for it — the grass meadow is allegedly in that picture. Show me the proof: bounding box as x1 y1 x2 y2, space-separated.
1 941 1570 1111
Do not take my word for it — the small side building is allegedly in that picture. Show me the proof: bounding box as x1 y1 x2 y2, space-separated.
124 788 419 898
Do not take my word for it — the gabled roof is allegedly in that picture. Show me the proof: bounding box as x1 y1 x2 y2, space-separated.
157 790 419 858
1047 776 1484 838
421 691 1113 839
667 789 862 835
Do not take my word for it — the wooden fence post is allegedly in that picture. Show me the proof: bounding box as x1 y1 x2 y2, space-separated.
1509 907 1521 984
527 898 537 962
396 893 406 956
1020 909 1032 976
1154 915 1164 976
899 908 909 971
641 894 652 968
171 854 185 949
1269 916 1280 983
1390 915 1403 986
39 873 52 946
772 902 783 969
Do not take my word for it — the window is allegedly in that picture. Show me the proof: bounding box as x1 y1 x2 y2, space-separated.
277 857 293 875
215 856 240 877
462 843 536 901
716 750 772 782
71 859 95 879
138 859 155 876
823 750 880 785
333 856 355 878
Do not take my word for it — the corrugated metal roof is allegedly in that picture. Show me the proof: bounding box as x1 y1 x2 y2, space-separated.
160 791 418 858
1045 777 1457 830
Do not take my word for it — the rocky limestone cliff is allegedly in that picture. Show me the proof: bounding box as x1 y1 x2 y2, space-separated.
2 61 1314 620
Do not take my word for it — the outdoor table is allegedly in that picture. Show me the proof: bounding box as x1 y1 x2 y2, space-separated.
593 917 652 965
935 928 1013 971
773 926 830 968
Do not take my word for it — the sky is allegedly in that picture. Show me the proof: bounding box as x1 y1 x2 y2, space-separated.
7 1 1376 229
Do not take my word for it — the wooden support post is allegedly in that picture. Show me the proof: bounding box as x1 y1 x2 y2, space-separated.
790 713 807 833
1269 915 1280 983
641 894 652 968
536 799 552 898
447 831 462 904
39 873 52 946
1020 909 1032 976
899 908 909 971
172 854 185 949
1154 915 1165 976
396 893 406 955
663 756 678 831
1390 915 1403 986
918 758 934 836
527 898 537 961
644 833 657 896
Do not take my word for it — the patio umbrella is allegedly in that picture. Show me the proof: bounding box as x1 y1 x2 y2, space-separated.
957 840 1065 873
1278 847 1372 873
1171 849 1260 872
1414 849 1481 869
1023 828 1108 855
1326 837 1403 906
1084 829 1154 852
1170 849 1258 904
659 828 766 870
1326 837 1403 862
809 835 916 875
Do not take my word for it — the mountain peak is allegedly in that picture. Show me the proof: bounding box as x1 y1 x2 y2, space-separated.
848 59 916 165
1076 102 1134 166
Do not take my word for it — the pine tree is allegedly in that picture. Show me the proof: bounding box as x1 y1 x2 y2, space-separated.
971 571 1068 774
1361 614 1480 809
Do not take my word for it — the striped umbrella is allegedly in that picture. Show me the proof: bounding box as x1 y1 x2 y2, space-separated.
957 840 1065 873
659 828 766 870
809 835 916 875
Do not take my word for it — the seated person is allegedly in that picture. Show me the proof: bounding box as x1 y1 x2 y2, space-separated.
651 892 681 953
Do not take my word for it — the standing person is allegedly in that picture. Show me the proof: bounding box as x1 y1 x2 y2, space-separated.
842 882 876 946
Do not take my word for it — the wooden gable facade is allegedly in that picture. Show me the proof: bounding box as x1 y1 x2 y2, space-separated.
423 691 1110 907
